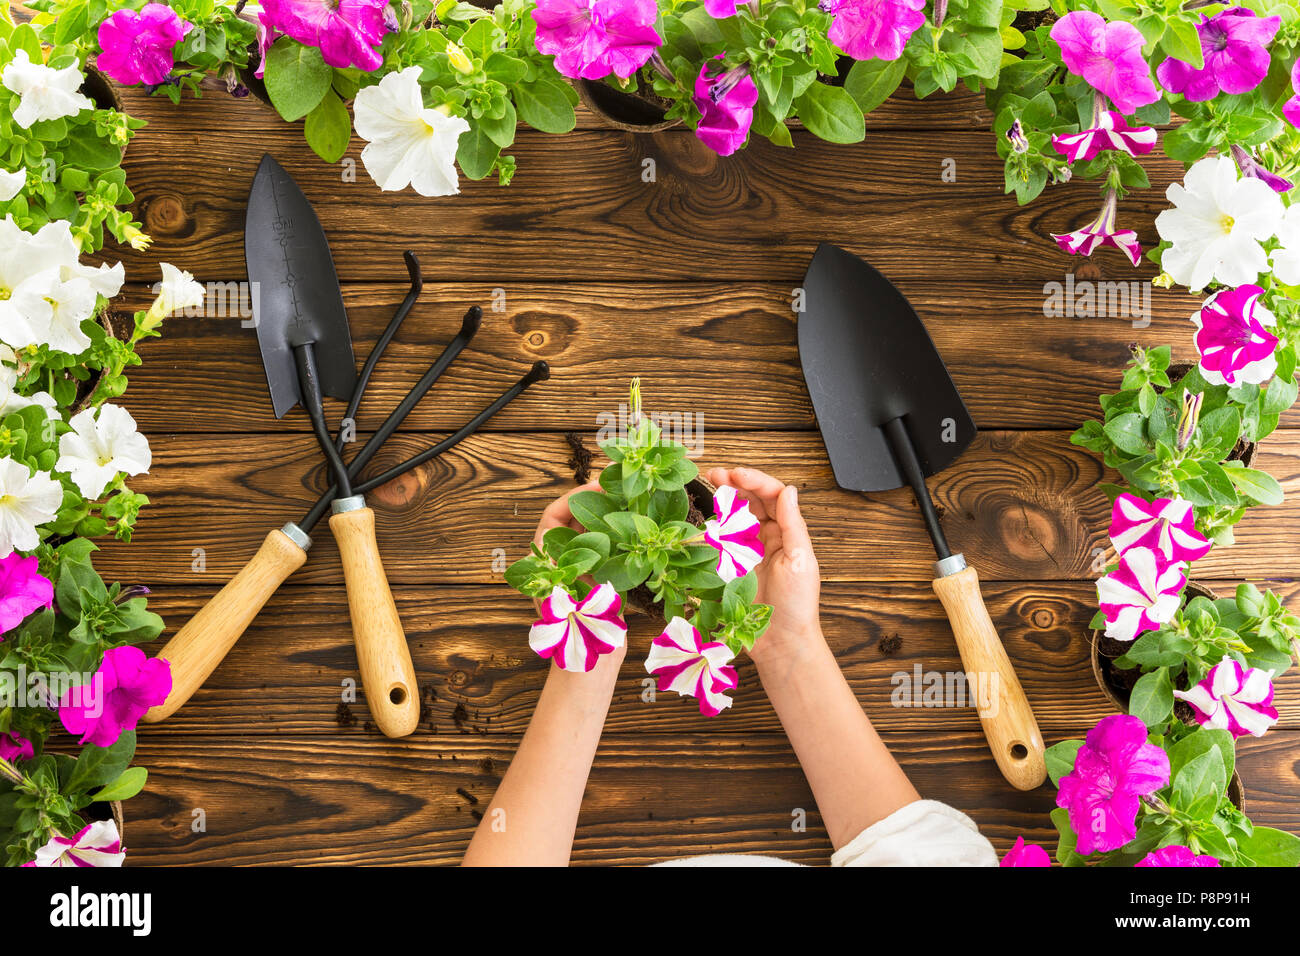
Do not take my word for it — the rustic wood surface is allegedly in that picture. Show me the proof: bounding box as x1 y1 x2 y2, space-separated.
101 82 1300 866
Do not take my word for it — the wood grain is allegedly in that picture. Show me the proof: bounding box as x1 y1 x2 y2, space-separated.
115 730 1300 866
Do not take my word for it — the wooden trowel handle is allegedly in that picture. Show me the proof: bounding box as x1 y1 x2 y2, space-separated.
931 563 1046 791
330 505 419 738
144 528 308 723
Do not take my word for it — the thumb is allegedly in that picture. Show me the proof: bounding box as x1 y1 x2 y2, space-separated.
776 484 814 563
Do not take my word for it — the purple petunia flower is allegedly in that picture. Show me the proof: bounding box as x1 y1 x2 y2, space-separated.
0 730 33 763
1156 8 1281 103
59 645 172 749
704 485 764 581
95 3 191 87
1108 493 1211 565
644 616 739 716
1173 656 1279 739
1056 715 1170 856
259 0 392 72
1050 11 1159 115
1192 284 1278 387
1000 836 1051 867
693 57 759 157
1136 845 1221 867
528 583 627 673
0 552 54 636
1096 545 1187 643
1051 187 1142 267
531 0 662 80
1230 144 1292 193
819 0 926 62
1052 110 1156 163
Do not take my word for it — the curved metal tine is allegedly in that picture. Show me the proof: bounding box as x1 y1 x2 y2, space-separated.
335 250 424 454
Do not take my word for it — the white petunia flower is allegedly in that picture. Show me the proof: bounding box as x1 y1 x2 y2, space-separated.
150 262 205 318
57 404 151 499
1271 203 1300 286
1 50 94 129
0 168 26 202
0 456 62 556
354 66 469 198
1155 156 1284 291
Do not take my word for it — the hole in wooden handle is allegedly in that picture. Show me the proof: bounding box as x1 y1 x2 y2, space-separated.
1009 743 1029 761
389 685 408 705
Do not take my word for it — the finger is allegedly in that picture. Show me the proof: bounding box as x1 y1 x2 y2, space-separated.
775 484 815 567
728 466 786 519
703 467 772 522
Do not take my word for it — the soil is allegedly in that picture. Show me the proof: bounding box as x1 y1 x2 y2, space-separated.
565 432 594 483
335 702 357 727
877 633 903 656
451 702 470 732
455 787 479 806
1014 9 1057 32
478 757 496 775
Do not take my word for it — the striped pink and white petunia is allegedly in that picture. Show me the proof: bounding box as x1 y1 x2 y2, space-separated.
704 485 763 582
1193 284 1279 387
644 616 739 716
1052 111 1157 163
1108 493 1212 563
528 583 627 673
1173 656 1279 738
21 820 125 867
1096 546 1187 642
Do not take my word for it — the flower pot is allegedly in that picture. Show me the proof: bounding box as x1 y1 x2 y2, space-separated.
621 475 716 619
80 68 122 114
572 77 681 132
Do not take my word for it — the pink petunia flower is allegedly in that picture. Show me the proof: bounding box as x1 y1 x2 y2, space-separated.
0 552 53 636
1096 546 1187 643
95 3 191 87
1052 110 1156 163
0 730 33 763
21 819 125 867
528 583 627 673
704 0 739 15
1000 836 1051 867
1052 188 1142 267
259 0 393 72
693 57 759 157
531 0 662 80
1286 60 1300 130
1156 8 1280 102
644 616 739 716
1192 284 1279 387
1050 11 1159 115
819 0 926 62
1108 493 1211 564
1136 845 1221 867
704 485 764 582
1056 714 1170 856
1173 656 1279 739
59 645 172 749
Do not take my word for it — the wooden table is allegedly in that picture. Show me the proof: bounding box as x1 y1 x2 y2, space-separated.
93 82 1300 866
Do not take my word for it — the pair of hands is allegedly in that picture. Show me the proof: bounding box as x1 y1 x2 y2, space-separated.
533 466 822 661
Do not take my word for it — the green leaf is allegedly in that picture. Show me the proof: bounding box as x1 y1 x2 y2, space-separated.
455 123 500 181
1226 466 1283 505
843 57 906 115
93 766 148 802
304 90 351 163
1045 739 1083 786
66 732 137 795
1172 748 1226 811
794 83 866 144
1161 16 1205 70
264 38 332 122
1128 667 1174 728
568 491 616 532
1102 412 1150 456
1235 826 1300 866
514 77 578 134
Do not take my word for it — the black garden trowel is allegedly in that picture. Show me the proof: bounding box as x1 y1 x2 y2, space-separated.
798 242 1046 791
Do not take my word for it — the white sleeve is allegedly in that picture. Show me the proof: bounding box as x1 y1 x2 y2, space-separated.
830 799 999 867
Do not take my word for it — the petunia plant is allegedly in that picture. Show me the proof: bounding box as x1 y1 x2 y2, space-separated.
506 379 771 715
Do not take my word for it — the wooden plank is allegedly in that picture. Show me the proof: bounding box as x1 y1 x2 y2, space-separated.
118 279 1254 434
115 730 1300 865
106 97 1185 284
130 580 1300 736
90 429 1300 585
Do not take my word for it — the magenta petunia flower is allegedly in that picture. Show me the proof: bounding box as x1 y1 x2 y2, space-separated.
644 616 739 716
1173 656 1279 739
704 485 764 581
1056 714 1170 856
95 3 191 87
1052 188 1142 267
693 57 759 157
1286 60 1300 130
1096 546 1187 643
528 583 627 673
531 0 662 80
704 0 739 15
1108 493 1211 564
1052 110 1156 163
1050 11 1159 115
1156 8 1280 102
59 645 172 749
1192 284 1279 387
819 0 926 62
21 820 125 868
1000 836 1051 867
259 0 392 72
1136 845 1221 867
0 730 33 762
0 552 53 636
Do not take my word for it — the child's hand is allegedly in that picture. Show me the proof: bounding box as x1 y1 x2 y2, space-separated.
705 467 822 659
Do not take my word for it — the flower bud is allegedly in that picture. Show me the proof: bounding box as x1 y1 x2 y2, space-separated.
1176 390 1203 452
